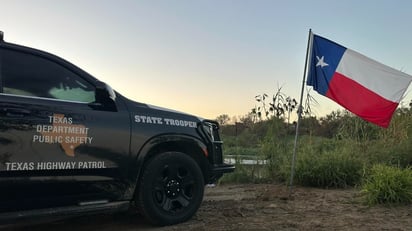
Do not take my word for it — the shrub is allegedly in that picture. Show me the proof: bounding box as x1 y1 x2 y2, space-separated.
261 134 292 182
223 146 260 157
291 138 363 188
361 164 412 205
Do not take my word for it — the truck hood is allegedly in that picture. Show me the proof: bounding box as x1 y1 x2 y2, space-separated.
124 98 207 130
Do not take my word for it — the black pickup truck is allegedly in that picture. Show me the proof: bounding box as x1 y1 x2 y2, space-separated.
0 31 234 226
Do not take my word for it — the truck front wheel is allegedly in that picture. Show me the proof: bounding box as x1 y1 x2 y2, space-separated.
136 151 205 226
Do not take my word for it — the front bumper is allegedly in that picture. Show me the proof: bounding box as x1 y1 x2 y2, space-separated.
212 163 235 174
199 120 235 182
208 163 235 183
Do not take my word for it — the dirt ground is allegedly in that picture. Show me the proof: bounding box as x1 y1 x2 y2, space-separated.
3 183 412 231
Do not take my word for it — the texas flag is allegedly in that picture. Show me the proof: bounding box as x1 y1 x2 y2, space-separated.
307 33 412 128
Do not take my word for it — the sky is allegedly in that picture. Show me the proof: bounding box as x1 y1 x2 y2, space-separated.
1 0 412 121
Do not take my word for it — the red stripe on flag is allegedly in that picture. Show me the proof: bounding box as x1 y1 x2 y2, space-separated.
326 72 398 127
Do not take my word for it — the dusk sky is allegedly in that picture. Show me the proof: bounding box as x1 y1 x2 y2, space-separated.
2 0 412 121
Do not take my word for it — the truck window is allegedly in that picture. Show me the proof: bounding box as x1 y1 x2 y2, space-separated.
0 48 95 103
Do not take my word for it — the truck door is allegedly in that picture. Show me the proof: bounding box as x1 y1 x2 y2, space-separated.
0 47 131 211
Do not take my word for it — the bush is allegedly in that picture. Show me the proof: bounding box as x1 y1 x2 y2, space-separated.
361 164 412 205
295 140 363 188
223 146 260 157
261 134 292 182
298 156 361 188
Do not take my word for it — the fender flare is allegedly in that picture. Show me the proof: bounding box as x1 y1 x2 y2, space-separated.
126 134 209 199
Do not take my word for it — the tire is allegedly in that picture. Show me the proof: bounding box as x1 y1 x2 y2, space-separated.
136 152 205 226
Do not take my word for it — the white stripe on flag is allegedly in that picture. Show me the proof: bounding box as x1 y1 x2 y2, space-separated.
336 49 412 103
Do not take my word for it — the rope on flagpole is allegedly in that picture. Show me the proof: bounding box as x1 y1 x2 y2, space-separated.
288 29 313 198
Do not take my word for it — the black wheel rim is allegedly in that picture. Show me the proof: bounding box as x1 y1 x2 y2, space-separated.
152 163 196 213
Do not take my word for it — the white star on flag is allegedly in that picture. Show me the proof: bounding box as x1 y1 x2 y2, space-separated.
316 56 329 68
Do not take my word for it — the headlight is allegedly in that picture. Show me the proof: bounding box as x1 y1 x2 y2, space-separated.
201 120 221 142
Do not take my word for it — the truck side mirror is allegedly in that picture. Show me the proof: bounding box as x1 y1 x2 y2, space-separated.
96 81 116 101
93 81 117 111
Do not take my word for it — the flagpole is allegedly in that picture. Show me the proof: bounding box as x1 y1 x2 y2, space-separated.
288 29 313 197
